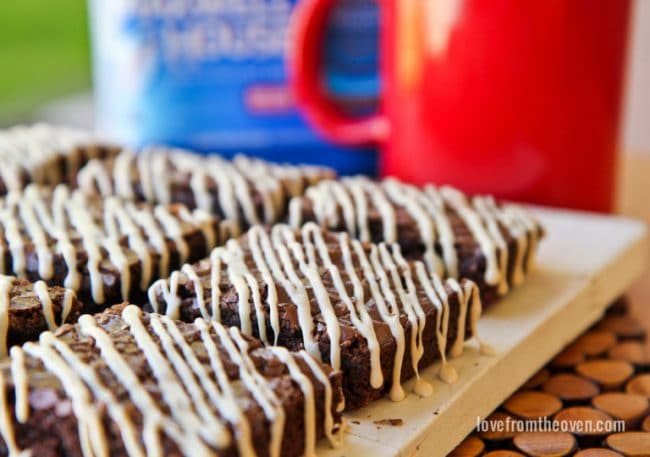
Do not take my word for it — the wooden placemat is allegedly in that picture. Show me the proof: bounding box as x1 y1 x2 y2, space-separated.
449 298 650 456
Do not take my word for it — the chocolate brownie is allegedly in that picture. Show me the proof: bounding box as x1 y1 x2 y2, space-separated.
0 304 344 457
149 223 487 410
0 124 119 195
0 184 235 311
0 275 82 358
288 177 545 304
76 148 336 231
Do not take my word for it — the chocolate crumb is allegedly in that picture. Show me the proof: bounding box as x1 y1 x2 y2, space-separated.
373 418 404 427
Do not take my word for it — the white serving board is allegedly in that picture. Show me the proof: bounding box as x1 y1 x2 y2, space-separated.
318 207 648 457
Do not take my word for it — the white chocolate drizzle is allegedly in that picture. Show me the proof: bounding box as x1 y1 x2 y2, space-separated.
150 223 485 402
0 305 342 457
0 124 109 194
288 177 543 295
0 184 227 305
77 148 333 230
0 275 77 358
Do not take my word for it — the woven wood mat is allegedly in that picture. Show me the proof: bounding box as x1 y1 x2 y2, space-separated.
448 298 650 456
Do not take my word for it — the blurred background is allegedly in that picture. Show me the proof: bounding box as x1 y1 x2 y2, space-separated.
0 0 92 126
0 0 650 216
0 0 647 153
0 0 648 311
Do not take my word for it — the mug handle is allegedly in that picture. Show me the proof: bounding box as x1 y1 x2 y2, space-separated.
288 0 389 146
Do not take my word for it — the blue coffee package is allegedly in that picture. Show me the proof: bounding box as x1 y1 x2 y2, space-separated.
89 0 379 175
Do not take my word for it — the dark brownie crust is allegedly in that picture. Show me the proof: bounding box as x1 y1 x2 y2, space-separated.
0 185 232 311
0 304 344 457
149 224 483 410
288 178 544 304
0 276 82 356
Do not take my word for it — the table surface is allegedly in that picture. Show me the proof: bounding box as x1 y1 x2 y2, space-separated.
450 299 650 457
443 154 650 456
617 154 650 330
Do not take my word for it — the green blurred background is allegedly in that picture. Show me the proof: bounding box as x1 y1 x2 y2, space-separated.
0 0 647 154
0 0 90 123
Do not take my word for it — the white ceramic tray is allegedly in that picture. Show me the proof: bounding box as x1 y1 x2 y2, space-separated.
319 207 648 457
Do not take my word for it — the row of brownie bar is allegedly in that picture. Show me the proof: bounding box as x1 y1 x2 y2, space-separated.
0 215 485 407
0 124 119 195
1 126 545 291
0 301 345 457
0 220 480 456
148 223 489 410
0 137 336 328
0 128 348 456
77 148 544 304
0 140 543 325
1 127 544 308
0 126 544 456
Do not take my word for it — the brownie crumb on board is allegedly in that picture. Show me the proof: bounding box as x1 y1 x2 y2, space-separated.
374 418 405 427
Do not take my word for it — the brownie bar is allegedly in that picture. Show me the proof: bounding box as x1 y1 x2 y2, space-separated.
288 177 545 304
149 223 486 410
0 275 83 358
0 304 344 457
0 124 119 195
0 184 235 311
76 148 336 231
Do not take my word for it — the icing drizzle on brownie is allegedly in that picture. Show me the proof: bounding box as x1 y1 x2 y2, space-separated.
150 223 485 401
0 124 106 194
77 148 333 229
288 177 542 296
0 305 342 457
0 184 226 305
0 275 76 358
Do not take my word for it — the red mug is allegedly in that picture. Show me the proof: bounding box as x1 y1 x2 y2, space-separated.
289 0 631 212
